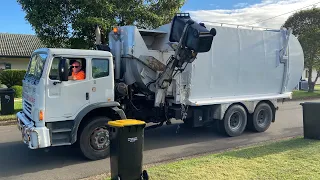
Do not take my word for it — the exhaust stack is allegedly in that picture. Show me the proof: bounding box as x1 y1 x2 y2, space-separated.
95 25 101 46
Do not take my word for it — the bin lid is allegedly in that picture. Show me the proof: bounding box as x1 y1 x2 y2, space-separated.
0 88 15 93
300 102 320 106
108 119 146 127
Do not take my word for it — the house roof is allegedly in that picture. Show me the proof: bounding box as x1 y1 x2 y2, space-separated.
0 33 45 57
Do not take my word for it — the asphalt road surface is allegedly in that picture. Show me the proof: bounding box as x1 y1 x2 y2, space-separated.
0 99 316 180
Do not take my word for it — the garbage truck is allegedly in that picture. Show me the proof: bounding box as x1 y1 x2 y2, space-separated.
16 13 304 160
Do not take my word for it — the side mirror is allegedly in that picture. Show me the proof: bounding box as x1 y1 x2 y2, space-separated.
58 58 69 81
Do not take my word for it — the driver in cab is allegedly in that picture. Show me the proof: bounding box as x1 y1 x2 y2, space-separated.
68 60 85 80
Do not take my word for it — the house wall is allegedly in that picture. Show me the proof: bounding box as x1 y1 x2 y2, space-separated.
0 57 29 70
302 68 320 84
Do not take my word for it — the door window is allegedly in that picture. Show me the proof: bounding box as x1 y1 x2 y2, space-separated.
49 58 60 80
49 58 87 80
92 59 109 79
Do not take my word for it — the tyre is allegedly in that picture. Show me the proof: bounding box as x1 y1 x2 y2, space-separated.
79 116 111 160
250 103 273 132
219 105 247 137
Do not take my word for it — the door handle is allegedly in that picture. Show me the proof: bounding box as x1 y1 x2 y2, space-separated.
86 92 89 100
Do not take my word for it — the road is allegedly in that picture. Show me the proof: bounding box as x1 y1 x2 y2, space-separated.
0 99 315 180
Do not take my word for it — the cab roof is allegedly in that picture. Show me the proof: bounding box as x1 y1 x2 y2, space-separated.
33 48 113 57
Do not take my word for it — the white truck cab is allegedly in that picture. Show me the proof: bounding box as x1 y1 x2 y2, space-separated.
17 48 125 160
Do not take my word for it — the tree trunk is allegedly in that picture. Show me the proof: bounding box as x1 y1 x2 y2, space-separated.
314 71 320 91
308 70 320 92
308 66 314 92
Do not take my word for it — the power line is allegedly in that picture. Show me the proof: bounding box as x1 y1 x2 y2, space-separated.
246 1 320 26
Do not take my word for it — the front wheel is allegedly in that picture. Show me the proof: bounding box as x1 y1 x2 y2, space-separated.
79 116 111 160
219 105 247 137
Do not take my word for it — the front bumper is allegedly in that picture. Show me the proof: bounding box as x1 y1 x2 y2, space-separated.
16 111 51 149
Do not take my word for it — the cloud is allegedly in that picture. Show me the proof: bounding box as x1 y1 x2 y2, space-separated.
209 3 219 8
186 0 320 30
234 3 248 8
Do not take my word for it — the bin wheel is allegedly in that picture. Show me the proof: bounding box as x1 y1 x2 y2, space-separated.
249 102 273 132
219 105 247 137
142 170 149 180
79 116 111 160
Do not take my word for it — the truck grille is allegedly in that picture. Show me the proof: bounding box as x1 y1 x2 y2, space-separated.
23 100 32 117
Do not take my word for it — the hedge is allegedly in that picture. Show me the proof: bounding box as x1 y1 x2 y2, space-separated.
12 85 23 98
0 69 26 88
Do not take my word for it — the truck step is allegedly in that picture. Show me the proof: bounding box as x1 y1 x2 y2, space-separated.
46 121 73 131
52 142 72 146
52 132 70 139
51 128 72 133
52 136 71 145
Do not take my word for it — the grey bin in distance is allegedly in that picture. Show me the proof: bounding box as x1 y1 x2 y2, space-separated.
300 102 320 140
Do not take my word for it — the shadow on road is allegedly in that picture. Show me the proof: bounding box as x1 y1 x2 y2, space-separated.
0 141 86 177
144 123 227 150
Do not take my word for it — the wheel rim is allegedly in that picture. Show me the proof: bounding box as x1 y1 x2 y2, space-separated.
90 127 109 151
228 111 242 131
256 109 269 127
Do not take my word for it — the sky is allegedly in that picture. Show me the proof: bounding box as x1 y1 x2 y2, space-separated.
0 0 319 35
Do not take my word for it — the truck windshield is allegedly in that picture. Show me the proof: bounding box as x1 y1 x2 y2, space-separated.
26 53 48 80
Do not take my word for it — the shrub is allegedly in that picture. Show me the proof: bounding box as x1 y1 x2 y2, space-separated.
11 85 23 98
0 69 26 88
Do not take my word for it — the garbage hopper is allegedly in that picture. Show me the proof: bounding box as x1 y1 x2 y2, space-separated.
108 119 149 180
300 102 320 140
0 88 15 115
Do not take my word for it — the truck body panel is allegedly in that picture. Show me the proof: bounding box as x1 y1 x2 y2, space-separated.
183 25 303 106
108 23 303 106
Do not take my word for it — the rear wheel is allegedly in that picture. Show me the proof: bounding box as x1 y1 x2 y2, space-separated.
219 105 247 137
250 103 273 132
79 116 111 160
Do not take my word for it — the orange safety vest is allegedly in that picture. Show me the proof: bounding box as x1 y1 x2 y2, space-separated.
72 70 85 80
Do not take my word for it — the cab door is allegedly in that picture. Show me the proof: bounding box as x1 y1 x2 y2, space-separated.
45 57 90 122
89 57 114 104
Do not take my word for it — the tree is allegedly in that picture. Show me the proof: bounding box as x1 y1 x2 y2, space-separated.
283 8 320 92
17 0 185 49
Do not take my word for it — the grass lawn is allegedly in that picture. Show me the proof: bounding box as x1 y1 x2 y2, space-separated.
0 99 22 121
104 137 320 180
292 84 320 99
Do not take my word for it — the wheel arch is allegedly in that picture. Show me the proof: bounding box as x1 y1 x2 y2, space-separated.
213 102 249 120
253 100 277 122
71 102 126 144
213 100 277 121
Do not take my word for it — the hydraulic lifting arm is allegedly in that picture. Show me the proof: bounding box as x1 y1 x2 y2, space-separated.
154 13 217 107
